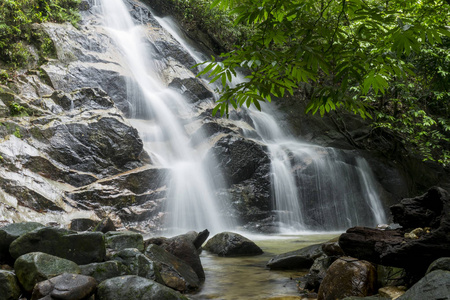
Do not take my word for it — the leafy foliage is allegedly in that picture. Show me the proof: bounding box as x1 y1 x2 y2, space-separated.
193 0 449 164
0 0 81 68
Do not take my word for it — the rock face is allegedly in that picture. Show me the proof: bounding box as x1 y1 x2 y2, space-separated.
31 273 97 300
339 187 450 275
204 232 263 257
317 257 377 300
96 275 188 300
267 243 323 270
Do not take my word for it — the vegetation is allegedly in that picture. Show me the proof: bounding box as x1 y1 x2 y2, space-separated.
180 0 449 165
0 0 81 68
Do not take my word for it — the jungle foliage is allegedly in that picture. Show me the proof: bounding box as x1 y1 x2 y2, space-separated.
189 0 449 165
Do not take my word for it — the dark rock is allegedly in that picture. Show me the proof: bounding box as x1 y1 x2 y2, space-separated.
398 270 450 300
69 219 97 232
193 229 210 249
427 257 450 274
377 265 407 287
0 222 45 263
144 244 200 292
168 78 213 103
9 227 106 265
111 248 163 283
96 275 188 300
31 273 97 300
318 257 377 300
14 252 81 292
105 231 144 252
267 244 323 270
146 231 205 279
204 232 263 257
0 270 21 300
301 255 336 292
80 261 129 283
322 240 344 257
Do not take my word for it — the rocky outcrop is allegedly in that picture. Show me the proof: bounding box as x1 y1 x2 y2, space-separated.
204 232 263 257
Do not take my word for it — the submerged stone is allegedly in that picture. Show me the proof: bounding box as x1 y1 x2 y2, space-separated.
204 232 263 257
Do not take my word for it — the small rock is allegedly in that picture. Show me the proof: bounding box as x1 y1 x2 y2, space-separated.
426 257 450 274
14 252 81 292
0 270 21 300
31 273 97 300
105 231 144 252
96 275 188 300
204 232 263 257
318 257 377 300
267 244 323 270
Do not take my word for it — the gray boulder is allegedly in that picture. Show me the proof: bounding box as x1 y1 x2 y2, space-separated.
105 231 144 252
145 244 200 292
80 261 129 283
9 227 106 265
31 273 97 300
96 275 188 300
111 248 162 283
398 270 450 300
427 257 450 274
267 243 322 269
0 222 45 263
0 270 21 300
204 232 263 257
14 252 81 292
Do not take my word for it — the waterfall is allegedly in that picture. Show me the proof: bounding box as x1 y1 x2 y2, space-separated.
96 0 230 234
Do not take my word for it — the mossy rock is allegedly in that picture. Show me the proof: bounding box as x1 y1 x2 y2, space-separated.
0 270 21 300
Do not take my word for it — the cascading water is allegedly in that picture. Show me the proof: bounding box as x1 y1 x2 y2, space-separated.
96 0 230 234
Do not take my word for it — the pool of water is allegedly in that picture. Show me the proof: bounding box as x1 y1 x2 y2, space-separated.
192 233 340 300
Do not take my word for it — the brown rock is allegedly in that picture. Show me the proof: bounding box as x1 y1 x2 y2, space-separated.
318 257 377 300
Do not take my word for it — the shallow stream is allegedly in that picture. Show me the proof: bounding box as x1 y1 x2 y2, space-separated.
193 233 339 299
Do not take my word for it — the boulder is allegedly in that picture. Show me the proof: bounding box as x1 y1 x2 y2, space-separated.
267 244 322 270
0 270 21 300
204 232 263 257
377 265 407 287
14 252 81 292
398 270 450 300
105 231 144 252
9 227 106 265
31 273 97 300
145 244 200 292
317 257 377 300
427 257 450 274
378 286 406 299
80 261 129 283
0 222 45 263
111 248 163 283
146 231 207 279
96 275 188 300
339 187 450 276
321 240 344 257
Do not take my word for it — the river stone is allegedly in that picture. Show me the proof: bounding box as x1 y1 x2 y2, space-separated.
267 243 323 269
0 222 45 263
145 244 200 292
105 231 144 252
398 270 450 300
0 270 21 300
80 261 129 283
111 248 162 283
317 257 377 300
426 257 450 274
14 252 81 292
96 275 188 300
9 227 106 264
204 232 263 257
31 273 97 300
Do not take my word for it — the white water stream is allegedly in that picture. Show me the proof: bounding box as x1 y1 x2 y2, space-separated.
96 0 386 234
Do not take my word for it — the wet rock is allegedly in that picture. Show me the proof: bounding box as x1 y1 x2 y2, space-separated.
301 255 336 292
318 257 377 300
0 270 21 300
377 265 407 287
168 77 213 103
145 244 200 292
0 222 45 263
96 275 188 300
9 227 106 265
31 273 97 300
80 261 129 283
146 231 207 279
111 248 163 283
267 244 322 270
426 257 450 274
397 270 450 300
14 252 81 292
70 218 116 233
204 232 263 257
105 231 144 252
